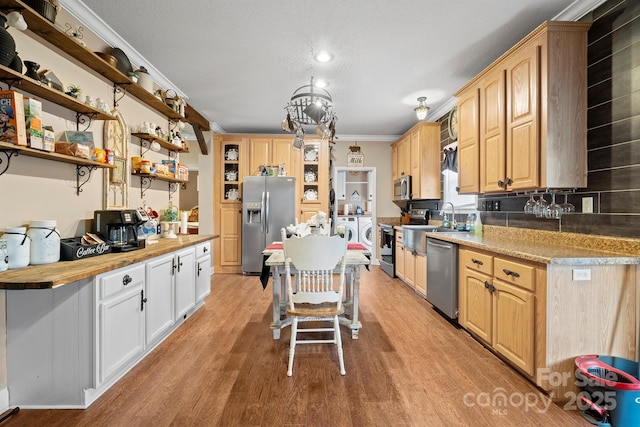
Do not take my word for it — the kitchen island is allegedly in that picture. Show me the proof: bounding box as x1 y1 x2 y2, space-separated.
425 226 639 402
1 234 217 409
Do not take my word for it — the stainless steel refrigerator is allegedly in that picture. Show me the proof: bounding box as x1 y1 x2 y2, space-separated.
242 176 296 274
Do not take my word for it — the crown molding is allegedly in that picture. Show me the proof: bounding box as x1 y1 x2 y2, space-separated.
58 0 188 99
553 0 608 20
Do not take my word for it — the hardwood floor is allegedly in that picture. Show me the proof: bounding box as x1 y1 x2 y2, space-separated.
4 266 590 426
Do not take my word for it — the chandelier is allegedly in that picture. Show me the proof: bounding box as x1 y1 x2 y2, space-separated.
282 76 337 147
414 96 430 121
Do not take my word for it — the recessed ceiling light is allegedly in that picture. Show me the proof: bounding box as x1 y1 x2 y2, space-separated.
315 51 333 63
314 79 328 89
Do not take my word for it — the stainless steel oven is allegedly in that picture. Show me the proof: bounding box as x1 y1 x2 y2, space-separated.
379 224 394 277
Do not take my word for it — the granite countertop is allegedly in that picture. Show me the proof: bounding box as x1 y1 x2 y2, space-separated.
425 230 639 265
0 234 217 290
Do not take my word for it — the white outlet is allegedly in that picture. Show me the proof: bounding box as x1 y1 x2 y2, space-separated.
572 269 591 281
582 197 594 213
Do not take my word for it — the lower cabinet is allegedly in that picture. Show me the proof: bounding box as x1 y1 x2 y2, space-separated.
458 247 536 377
394 232 405 280
97 264 146 384
175 247 196 320
196 241 212 301
415 252 427 297
5 241 213 408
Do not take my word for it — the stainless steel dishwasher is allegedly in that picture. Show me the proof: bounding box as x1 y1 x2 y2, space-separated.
426 237 458 322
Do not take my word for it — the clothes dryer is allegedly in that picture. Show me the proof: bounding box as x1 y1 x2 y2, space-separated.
335 216 358 243
358 216 373 252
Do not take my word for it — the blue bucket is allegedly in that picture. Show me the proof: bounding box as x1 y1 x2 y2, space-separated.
575 355 640 427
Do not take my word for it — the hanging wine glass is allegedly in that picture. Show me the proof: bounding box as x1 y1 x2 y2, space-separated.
524 192 537 214
534 194 548 218
560 193 575 214
545 192 562 219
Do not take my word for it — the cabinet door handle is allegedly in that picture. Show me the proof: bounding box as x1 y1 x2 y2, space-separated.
171 258 177 275
122 274 132 286
140 290 147 311
177 256 183 272
505 177 512 186
497 180 505 188
197 264 202 277
471 258 483 266
484 280 490 289
502 268 520 278
203 246 208 253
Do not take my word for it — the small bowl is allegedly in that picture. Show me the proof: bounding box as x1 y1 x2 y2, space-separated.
94 52 118 68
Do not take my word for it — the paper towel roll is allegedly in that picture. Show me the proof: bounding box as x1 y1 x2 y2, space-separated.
180 211 188 234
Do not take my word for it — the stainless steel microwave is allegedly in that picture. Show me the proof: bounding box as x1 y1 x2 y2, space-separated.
393 176 412 201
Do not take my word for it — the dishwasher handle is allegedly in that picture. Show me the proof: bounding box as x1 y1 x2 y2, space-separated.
427 239 453 250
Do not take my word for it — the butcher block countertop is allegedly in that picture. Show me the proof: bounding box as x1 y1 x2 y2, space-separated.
424 226 639 265
0 234 217 290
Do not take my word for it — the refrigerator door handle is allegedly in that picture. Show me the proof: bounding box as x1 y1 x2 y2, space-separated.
265 191 270 234
261 191 266 233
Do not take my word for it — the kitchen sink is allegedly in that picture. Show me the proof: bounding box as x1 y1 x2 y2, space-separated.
402 226 468 254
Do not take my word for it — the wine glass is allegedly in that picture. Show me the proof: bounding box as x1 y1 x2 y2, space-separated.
524 192 537 214
545 192 562 219
560 193 575 214
534 194 548 218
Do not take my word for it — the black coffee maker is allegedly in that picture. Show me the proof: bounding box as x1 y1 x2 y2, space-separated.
93 209 148 252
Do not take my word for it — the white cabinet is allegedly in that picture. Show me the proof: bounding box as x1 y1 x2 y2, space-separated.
96 264 146 384
145 255 176 346
196 242 212 301
175 247 196 320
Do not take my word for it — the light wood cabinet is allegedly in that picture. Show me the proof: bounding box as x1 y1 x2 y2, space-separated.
458 248 536 377
394 232 404 280
404 248 416 289
390 122 441 200
248 137 295 176
415 253 427 297
218 206 241 271
299 139 328 222
456 88 480 194
455 21 591 194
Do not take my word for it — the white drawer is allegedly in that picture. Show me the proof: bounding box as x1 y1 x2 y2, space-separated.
98 264 145 300
196 241 211 258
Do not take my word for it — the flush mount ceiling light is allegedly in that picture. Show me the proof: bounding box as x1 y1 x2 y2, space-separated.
414 96 430 121
314 51 333 63
283 76 337 144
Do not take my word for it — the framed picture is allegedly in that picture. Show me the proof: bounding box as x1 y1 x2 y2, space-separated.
110 157 125 183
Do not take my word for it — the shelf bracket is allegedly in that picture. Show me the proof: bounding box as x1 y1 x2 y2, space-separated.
76 165 97 195
168 181 179 200
76 112 97 131
1 78 23 91
140 175 155 198
139 139 151 157
0 149 19 176
113 83 131 109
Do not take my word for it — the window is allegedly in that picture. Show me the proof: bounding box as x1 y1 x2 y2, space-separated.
441 142 476 212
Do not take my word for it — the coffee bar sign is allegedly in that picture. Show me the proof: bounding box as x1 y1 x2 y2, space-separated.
347 146 364 167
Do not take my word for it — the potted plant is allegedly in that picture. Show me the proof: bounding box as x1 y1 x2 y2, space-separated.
66 84 81 98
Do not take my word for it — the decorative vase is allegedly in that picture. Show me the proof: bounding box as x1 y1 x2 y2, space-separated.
9 51 22 73
24 61 40 80
0 16 16 67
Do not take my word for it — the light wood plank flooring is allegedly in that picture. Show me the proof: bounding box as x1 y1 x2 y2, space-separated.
4 266 590 426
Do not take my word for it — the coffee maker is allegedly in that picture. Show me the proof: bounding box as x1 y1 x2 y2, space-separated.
93 209 148 252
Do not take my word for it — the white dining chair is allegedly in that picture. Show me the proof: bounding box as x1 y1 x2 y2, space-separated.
281 228 347 376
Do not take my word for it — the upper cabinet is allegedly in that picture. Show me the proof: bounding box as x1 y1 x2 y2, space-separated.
455 21 591 194
248 137 295 177
299 139 328 222
390 122 441 200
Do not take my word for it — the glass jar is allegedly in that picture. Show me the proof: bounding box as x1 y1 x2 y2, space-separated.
27 220 60 265
2 226 30 269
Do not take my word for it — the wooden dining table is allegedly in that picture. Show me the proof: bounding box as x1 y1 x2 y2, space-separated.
262 242 371 340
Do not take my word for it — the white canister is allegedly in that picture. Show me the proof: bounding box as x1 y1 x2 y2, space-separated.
2 227 30 269
28 220 60 265
0 239 8 272
135 66 154 93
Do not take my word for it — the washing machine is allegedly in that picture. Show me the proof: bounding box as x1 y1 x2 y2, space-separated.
335 216 359 243
358 216 373 252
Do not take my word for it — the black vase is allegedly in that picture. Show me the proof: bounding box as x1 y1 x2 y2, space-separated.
0 16 16 67
9 51 22 73
24 61 40 80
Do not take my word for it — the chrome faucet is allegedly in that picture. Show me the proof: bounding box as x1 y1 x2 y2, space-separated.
440 202 457 229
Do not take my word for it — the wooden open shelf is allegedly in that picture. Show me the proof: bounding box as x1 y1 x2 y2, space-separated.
0 141 116 168
0 0 211 131
131 133 189 153
131 171 188 184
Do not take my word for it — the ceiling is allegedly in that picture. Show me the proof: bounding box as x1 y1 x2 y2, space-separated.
68 0 601 141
